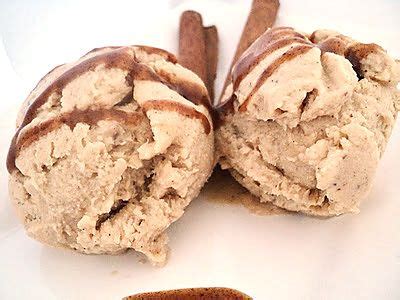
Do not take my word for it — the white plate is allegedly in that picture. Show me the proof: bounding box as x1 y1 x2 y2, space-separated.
1 1 400 299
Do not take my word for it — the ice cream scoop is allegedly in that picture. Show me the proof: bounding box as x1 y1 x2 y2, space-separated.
216 27 400 216
7 45 214 265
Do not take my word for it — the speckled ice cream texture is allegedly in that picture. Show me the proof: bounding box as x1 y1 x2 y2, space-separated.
8 46 214 265
217 27 400 216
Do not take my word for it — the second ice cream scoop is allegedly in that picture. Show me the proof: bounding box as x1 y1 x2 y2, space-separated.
217 27 400 216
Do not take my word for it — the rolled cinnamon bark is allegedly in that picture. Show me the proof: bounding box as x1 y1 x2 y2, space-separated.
179 11 219 102
205 25 218 101
219 0 280 103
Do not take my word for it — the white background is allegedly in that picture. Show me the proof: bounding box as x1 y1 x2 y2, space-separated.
0 0 400 299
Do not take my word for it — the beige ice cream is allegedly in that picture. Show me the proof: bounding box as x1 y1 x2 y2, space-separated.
216 27 400 216
7 45 214 265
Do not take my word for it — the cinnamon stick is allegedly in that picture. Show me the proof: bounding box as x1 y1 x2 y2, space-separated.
179 11 219 102
204 25 218 101
219 0 280 102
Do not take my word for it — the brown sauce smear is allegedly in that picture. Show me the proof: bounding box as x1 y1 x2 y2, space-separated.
134 45 178 63
344 43 382 78
155 68 211 110
202 168 288 216
83 45 123 57
219 0 280 100
20 48 138 128
126 51 210 110
124 287 252 300
239 45 313 112
142 100 211 134
82 45 177 63
233 37 309 91
7 109 145 172
232 28 308 90
218 27 312 113
317 37 347 56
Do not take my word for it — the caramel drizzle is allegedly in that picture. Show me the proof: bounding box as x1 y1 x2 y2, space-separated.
20 48 136 129
23 109 143 152
232 27 308 90
317 37 347 56
7 46 211 173
239 45 314 112
232 36 310 91
19 46 180 129
142 100 211 134
82 45 177 63
344 43 382 78
128 62 212 117
155 69 211 110
135 45 178 63
218 27 312 112
82 45 123 57
7 109 145 172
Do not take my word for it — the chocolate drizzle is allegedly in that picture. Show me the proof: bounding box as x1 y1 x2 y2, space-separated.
83 45 123 57
128 61 214 123
233 37 310 91
7 45 212 173
310 31 383 79
239 45 313 111
317 37 347 56
344 43 382 79
217 27 313 114
7 109 145 173
124 58 211 111
135 45 178 64
153 68 211 110
142 100 211 134
20 48 137 129
232 28 308 90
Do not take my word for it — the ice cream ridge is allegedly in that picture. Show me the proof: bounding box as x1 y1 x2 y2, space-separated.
7 45 214 265
217 27 400 216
